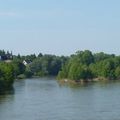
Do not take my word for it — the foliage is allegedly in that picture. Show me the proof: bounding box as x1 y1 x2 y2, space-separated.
2 49 120 90
0 62 15 90
57 50 120 81
12 60 26 77
27 55 68 76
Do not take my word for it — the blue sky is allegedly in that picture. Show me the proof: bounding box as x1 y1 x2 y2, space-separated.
0 0 120 55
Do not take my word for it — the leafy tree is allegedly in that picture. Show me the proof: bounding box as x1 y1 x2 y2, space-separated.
0 62 15 90
115 67 120 79
12 61 25 77
57 50 120 81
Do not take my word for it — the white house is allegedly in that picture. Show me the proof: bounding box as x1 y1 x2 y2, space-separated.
23 60 32 66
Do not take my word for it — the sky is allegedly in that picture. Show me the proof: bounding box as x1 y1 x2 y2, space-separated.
0 0 120 56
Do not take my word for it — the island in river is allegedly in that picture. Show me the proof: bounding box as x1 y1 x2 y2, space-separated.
57 50 120 83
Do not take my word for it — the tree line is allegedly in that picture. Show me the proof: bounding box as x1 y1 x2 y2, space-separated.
1 49 120 91
0 50 68 91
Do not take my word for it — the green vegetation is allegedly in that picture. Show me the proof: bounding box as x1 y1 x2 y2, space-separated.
12 53 68 77
1 49 120 91
0 62 15 91
0 51 68 91
57 50 120 82
27 55 67 77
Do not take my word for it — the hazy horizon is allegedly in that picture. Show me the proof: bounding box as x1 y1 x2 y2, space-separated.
0 0 120 56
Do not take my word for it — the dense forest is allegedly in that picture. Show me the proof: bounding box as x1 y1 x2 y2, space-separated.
1 49 120 91
57 50 120 82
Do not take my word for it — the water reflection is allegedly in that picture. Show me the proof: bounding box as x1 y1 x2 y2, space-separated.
0 78 120 120
0 87 15 95
0 87 15 105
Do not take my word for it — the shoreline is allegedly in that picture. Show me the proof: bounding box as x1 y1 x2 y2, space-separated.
58 77 117 85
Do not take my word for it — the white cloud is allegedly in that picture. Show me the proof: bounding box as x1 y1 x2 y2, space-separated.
0 12 16 17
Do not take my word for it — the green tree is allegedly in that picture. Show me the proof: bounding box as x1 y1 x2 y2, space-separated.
0 63 15 90
115 67 120 79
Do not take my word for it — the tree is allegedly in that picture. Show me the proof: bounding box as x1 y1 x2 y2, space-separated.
115 67 120 79
12 61 25 77
0 63 15 90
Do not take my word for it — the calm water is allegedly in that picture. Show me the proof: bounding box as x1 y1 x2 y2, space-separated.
0 78 120 120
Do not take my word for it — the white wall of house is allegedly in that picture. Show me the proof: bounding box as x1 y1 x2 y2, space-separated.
23 60 28 66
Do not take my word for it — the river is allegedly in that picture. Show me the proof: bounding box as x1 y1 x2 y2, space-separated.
0 77 120 120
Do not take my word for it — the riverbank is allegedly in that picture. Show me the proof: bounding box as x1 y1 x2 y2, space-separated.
58 77 116 85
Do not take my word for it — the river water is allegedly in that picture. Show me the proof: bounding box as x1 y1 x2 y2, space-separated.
0 78 120 120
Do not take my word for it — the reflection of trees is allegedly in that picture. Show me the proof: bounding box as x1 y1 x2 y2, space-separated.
0 87 15 104
0 86 14 95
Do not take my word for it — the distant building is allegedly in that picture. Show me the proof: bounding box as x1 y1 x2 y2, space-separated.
0 55 7 60
23 60 32 66
0 54 13 61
